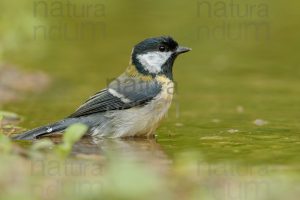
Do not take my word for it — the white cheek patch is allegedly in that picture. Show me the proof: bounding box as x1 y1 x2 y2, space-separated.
137 51 172 73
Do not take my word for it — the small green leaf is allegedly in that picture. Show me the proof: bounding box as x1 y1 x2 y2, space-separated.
55 143 72 157
63 123 88 145
31 139 54 151
54 123 88 157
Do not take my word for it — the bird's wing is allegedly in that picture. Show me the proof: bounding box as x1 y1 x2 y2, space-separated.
68 75 161 118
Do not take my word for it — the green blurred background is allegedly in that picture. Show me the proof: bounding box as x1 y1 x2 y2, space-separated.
0 0 300 169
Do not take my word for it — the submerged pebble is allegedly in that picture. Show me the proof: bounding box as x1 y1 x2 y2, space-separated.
0 65 50 104
211 118 221 123
236 105 244 113
253 119 268 126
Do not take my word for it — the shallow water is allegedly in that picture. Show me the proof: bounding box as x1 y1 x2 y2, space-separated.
1 0 299 198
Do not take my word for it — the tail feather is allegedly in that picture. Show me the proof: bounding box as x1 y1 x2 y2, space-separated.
12 119 74 140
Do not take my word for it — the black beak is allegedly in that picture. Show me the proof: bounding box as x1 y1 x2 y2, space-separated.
175 46 192 55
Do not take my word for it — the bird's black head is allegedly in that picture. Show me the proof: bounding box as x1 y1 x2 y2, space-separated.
131 36 191 80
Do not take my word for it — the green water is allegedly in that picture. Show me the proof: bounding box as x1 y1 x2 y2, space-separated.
1 0 299 175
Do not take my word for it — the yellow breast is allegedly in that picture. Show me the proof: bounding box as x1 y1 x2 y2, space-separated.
156 75 174 101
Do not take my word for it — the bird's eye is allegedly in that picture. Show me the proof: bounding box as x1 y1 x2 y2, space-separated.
159 45 166 52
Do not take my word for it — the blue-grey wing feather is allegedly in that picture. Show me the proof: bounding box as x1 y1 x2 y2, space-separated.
68 75 161 118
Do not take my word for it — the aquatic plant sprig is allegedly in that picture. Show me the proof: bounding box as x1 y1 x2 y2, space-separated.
55 123 88 157
0 122 87 158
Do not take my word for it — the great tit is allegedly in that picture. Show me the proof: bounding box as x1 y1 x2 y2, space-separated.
13 36 191 140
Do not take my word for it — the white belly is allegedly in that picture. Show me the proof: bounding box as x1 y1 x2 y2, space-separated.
92 76 174 137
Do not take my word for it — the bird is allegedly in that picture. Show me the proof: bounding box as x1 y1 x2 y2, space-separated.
13 36 191 140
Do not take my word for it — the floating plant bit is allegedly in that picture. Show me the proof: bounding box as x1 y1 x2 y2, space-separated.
253 119 268 126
